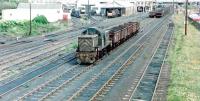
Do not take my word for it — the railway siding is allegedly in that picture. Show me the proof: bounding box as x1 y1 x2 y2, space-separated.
151 23 174 101
89 16 169 101
0 40 76 81
67 15 171 101
96 14 170 101
29 17 155 101
0 14 148 100
130 22 174 101
0 53 75 97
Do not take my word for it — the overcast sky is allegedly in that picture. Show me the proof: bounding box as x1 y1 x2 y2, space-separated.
157 0 200 2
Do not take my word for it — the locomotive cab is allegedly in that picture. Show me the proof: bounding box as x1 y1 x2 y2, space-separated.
76 27 110 64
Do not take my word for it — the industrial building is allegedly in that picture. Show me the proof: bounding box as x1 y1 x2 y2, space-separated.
1 0 165 22
2 2 69 22
65 0 156 15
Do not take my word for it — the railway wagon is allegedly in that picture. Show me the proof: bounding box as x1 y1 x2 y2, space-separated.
149 11 156 18
155 8 166 18
76 22 140 64
149 6 171 18
156 6 171 18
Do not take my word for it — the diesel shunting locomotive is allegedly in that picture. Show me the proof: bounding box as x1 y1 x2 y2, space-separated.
76 22 140 64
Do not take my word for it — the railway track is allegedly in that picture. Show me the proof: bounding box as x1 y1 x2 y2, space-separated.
17 65 91 101
0 48 75 82
10 16 154 101
0 14 146 74
0 30 79 57
46 37 146 99
0 14 146 73
0 14 148 99
0 39 77 82
151 23 174 101
80 43 145 101
123 20 173 101
0 14 145 56
151 63 171 101
0 38 76 69
67 14 171 101
0 52 75 97
0 14 147 82
89 17 169 101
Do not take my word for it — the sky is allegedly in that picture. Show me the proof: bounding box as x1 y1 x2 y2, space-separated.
157 0 200 2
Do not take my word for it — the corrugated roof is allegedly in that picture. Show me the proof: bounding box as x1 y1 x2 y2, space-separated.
101 1 124 8
17 3 62 9
157 0 200 2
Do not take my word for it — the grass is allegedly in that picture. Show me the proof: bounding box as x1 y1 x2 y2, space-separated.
0 20 69 37
63 40 78 52
167 13 200 101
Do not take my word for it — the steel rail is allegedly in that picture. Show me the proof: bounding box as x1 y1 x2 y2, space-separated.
0 38 76 72
67 16 164 101
0 14 148 100
151 24 174 101
127 27 167 101
36 17 150 101
0 53 75 97
89 42 145 101
0 14 144 54
89 17 165 101
119 14 171 101
17 65 81 100
127 17 173 101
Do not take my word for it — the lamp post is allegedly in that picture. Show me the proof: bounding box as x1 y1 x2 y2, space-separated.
185 0 188 36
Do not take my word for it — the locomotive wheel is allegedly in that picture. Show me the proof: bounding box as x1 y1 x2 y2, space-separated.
89 57 96 63
77 58 81 64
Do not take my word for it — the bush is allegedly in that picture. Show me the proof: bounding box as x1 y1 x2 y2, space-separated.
0 20 17 32
32 15 48 24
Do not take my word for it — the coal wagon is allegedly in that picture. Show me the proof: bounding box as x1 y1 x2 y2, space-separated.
149 5 171 18
76 22 140 64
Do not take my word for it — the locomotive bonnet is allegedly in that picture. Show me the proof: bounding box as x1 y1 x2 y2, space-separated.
76 27 110 64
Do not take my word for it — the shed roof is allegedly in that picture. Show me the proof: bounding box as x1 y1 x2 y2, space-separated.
117 1 133 7
17 3 62 9
101 1 124 8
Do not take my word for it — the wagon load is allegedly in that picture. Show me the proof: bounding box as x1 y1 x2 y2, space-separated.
76 22 140 64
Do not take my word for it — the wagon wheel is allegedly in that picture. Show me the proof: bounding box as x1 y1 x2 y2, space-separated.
90 57 96 63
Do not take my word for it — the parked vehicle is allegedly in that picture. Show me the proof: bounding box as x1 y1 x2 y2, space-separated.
71 9 81 18
107 9 120 18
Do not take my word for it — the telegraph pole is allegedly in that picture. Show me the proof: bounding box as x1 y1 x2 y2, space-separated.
75 0 78 9
185 0 188 36
87 0 90 19
29 2 32 36
173 0 174 14
130 2 135 15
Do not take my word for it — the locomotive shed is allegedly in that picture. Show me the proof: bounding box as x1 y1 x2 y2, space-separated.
0 6 174 101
